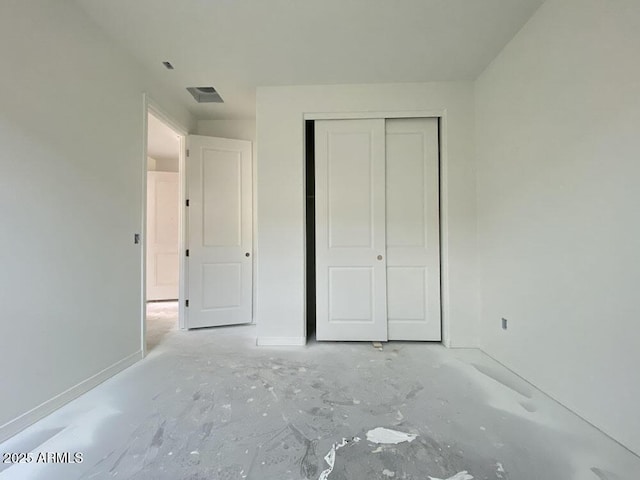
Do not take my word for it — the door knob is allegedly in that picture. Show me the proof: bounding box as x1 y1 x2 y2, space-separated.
245 252 251 257
377 255 383 261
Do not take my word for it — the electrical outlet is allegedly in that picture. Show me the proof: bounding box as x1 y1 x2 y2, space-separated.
502 318 508 330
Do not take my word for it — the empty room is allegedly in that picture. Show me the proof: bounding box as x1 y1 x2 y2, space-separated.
1 1 638 479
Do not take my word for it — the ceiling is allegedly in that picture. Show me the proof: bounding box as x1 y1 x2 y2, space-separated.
74 0 544 120
147 113 180 161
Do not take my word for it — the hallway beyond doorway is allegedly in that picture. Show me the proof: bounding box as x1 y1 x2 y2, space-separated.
146 301 178 351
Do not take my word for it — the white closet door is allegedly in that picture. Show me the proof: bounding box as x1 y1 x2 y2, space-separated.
146 171 179 301
315 119 388 341
186 135 253 329
385 118 441 340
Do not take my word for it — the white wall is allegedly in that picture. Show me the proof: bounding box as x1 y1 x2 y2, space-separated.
196 119 256 142
256 83 479 346
0 0 193 440
476 0 640 455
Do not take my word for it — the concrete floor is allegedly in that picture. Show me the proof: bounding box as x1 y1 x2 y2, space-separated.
0 303 638 480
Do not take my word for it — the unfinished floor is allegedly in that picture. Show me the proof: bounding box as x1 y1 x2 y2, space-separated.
0 302 638 480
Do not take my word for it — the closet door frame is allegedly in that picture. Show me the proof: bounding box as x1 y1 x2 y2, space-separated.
304 110 450 345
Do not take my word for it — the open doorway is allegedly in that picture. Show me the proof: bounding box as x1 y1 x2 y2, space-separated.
143 102 187 354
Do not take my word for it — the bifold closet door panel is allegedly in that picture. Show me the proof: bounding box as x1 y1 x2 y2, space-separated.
385 118 441 341
315 119 388 341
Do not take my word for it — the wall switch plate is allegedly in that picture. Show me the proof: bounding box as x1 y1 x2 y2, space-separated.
502 318 508 330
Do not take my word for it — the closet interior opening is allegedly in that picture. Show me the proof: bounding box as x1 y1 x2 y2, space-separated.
305 120 316 340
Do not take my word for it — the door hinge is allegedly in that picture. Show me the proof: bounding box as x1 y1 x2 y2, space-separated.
186 299 189 307
186 199 190 207
186 149 190 157
186 249 189 257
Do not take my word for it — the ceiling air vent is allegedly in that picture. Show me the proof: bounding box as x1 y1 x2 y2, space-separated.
186 86 224 103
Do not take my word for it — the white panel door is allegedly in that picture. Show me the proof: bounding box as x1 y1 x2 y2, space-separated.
186 135 252 329
385 118 441 340
315 119 388 341
146 171 179 301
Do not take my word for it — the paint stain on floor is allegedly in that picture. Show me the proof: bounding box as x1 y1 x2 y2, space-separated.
0 306 638 479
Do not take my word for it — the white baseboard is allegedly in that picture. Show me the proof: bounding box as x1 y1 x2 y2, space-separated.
0 350 142 444
256 336 307 346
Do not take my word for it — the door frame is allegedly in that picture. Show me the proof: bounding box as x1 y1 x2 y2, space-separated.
303 110 450 346
141 94 188 357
